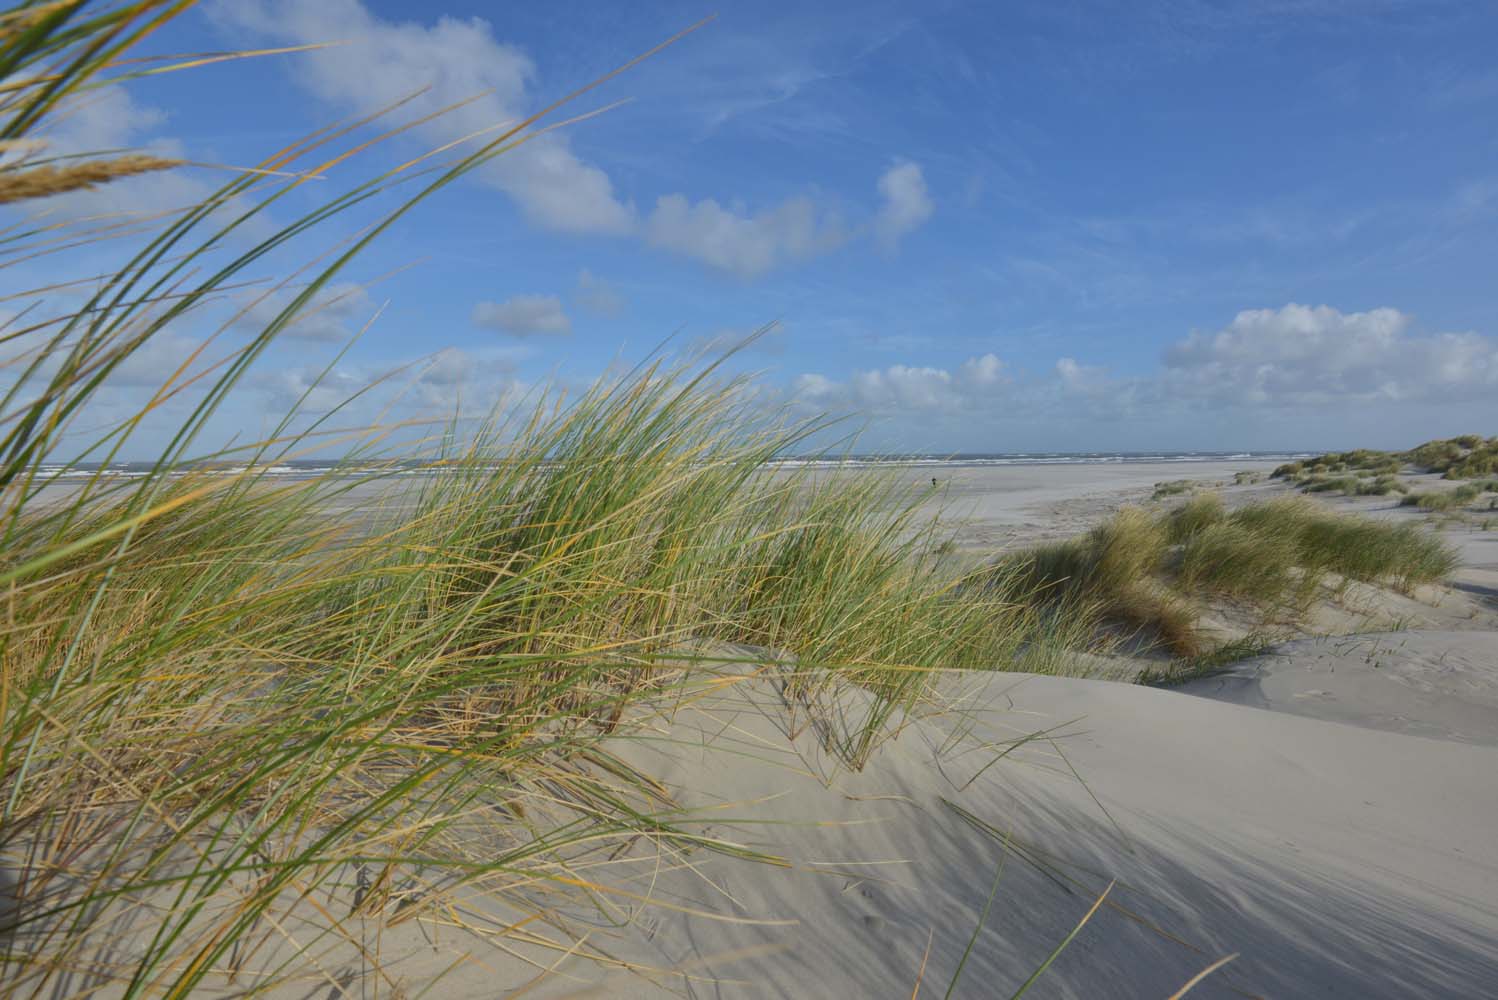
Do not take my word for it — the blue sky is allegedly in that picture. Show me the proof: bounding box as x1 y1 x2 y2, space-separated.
11 0 1498 456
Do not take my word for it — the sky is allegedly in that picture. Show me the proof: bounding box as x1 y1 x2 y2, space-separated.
8 0 1498 457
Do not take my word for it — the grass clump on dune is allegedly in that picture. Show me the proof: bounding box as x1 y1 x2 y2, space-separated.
1279 436 1498 481
1002 507 1201 656
1400 483 1483 511
1178 520 1305 606
1166 491 1225 541
4 360 1092 992
1231 497 1457 589
1150 479 1195 500
998 494 1457 658
1367 474 1410 495
1297 473 1407 496
1301 474 1363 494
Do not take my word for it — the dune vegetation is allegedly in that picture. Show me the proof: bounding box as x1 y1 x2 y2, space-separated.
1274 434 1498 482
997 493 1457 661
1150 479 1196 500
0 4 1110 993
1398 481 1498 512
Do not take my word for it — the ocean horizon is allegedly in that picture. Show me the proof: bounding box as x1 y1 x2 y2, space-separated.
35 451 1308 481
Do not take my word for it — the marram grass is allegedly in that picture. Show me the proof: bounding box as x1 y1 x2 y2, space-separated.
997 494 1457 658
0 9 1093 988
0 365 1102 996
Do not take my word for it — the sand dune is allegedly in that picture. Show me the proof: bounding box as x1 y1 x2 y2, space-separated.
19 465 1498 998
490 662 1498 997
43 654 1498 998
284 468 1498 997
1182 629 1498 746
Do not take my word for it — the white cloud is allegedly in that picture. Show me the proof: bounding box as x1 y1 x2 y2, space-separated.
253 347 522 417
471 294 571 336
575 269 625 317
212 0 634 235
233 282 372 343
645 193 847 279
252 364 370 415
962 353 1005 386
788 304 1498 450
872 161 933 252
0 306 213 392
1162 303 1498 404
794 353 1006 412
45 84 167 151
212 1 928 279
103 331 220 388
1055 357 1111 394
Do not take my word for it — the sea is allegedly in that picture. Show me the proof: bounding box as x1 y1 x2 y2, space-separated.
33 451 1311 481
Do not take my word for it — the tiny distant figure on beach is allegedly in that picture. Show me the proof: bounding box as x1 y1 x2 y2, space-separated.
931 477 938 487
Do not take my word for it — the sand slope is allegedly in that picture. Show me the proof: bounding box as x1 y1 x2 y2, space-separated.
481 664 1498 998
1181 629 1498 746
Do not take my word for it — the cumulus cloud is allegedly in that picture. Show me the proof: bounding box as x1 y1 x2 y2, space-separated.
648 163 933 277
254 346 522 416
1054 357 1112 395
212 0 634 235
645 193 847 279
0 304 213 393
252 364 371 415
789 303 1498 447
574 269 625 317
962 353 1005 386
872 161 933 252
1162 303 1498 404
471 294 571 336
794 353 1006 412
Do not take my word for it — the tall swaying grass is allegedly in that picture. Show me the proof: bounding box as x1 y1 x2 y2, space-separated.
3 363 1088 995
0 4 1095 994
